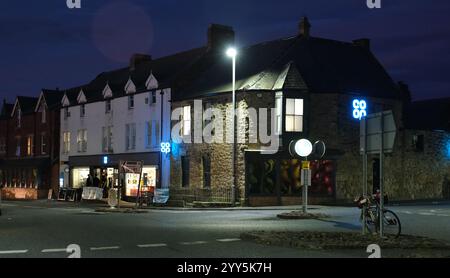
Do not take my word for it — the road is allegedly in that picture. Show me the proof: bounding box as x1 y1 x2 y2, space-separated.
1 200 450 258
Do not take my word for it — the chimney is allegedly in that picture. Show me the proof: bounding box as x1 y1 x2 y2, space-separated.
299 17 311 38
398 81 412 103
130 54 152 71
207 24 235 51
353 38 371 51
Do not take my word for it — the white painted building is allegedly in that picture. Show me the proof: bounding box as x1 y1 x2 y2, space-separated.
59 58 172 199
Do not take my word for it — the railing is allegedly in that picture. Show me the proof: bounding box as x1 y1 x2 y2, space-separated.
170 187 233 204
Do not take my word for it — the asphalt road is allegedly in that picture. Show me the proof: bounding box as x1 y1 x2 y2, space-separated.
1 200 450 258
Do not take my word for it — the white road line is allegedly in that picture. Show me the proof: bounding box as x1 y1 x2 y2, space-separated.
90 246 120 251
216 238 241 242
42 248 67 253
0 250 28 255
180 241 208 245
137 243 168 248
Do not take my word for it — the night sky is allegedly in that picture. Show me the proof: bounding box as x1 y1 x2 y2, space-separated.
1 0 449 103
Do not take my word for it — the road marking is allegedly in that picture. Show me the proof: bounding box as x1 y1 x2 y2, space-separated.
42 248 67 253
419 212 434 216
0 250 28 255
90 246 120 251
137 243 168 248
179 241 208 245
216 238 241 242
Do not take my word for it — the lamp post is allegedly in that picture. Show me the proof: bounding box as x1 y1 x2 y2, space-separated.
226 47 237 206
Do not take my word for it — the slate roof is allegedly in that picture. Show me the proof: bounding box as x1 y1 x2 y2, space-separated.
0 102 13 119
15 96 39 115
405 98 450 131
61 33 402 104
171 35 401 100
41 89 64 109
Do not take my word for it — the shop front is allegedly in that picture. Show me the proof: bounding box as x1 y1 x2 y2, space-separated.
245 151 337 206
61 152 160 201
0 158 51 200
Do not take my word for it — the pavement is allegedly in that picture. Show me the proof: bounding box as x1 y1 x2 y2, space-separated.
1 200 450 258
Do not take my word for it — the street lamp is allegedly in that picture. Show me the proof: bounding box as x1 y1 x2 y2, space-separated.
226 47 237 206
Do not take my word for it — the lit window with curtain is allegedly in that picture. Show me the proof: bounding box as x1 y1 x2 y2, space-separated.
285 98 303 132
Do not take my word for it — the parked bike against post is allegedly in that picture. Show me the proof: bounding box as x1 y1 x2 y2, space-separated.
354 191 401 238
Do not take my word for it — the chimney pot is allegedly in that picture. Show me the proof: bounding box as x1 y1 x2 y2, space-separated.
130 54 152 71
299 17 311 38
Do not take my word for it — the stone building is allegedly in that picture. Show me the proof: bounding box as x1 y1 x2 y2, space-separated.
166 18 450 206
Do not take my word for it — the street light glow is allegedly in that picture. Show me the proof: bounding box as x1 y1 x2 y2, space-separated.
226 47 237 58
295 139 313 157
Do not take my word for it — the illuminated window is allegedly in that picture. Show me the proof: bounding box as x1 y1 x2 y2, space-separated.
63 132 70 154
181 105 191 136
27 135 34 156
285 98 303 132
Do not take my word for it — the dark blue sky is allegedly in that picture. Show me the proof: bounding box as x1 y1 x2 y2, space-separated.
1 0 449 102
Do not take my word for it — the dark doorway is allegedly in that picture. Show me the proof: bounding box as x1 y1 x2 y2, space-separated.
372 158 380 194
202 154 211 188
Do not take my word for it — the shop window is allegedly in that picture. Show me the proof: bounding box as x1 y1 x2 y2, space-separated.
247 158 276 195
181 156 190 188
285 98 303 132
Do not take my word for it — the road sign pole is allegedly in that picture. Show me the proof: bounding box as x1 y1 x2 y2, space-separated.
362 117 368 235
379 115 384 238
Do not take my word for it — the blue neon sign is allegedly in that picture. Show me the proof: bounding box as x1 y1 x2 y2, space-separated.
103 156 108 165
353 99 367 120
160 142 171 154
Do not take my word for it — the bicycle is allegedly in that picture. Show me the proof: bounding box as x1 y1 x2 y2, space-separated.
354 192 401 238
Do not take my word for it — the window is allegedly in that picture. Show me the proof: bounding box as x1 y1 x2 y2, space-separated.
77 129 87 153
125 123 136 150
63 132 70 154
27 135 34 156
0 137 6 154
41 134 47 154
16 137 21 156
128 95 134 109
64 107 70 119
181 156 190 188
41 108 46 123
145 121 160 148
105 99 111 114
17 109 21 128
275 92 283 135
285 98 303 132
151 91 157 105
80 104 86 118
181 105 191 136
102 126 113 152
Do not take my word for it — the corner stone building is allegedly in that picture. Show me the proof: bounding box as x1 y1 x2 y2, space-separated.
168 19 450 206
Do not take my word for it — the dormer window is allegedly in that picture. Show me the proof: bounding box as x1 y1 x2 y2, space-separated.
41 107 46 123
125 78 136 94
128 95 134 109
80 104 86 118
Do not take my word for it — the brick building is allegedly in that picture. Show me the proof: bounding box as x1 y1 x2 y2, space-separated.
0 90 62 200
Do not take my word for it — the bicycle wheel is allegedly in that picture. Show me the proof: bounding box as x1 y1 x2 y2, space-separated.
382 209 401 238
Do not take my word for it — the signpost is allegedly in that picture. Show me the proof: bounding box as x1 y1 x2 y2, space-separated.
289 139 326 214
360 110 397 237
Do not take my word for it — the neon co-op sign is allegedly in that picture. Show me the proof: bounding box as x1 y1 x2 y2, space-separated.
352 99 367 120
